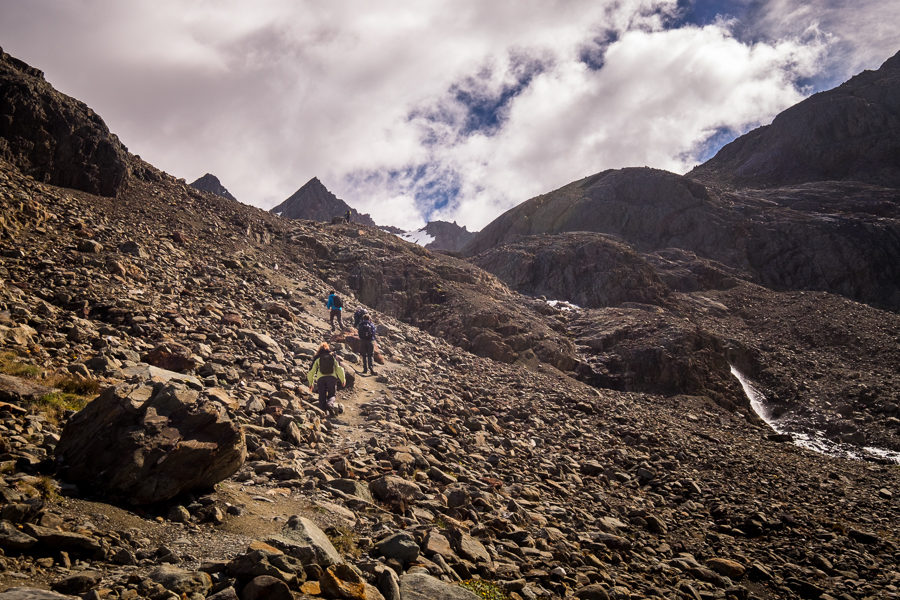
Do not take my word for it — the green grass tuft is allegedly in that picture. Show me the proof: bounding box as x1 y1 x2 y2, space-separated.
327 526 362 558
458 579 510 600
0 350 99 420
0 351 42 378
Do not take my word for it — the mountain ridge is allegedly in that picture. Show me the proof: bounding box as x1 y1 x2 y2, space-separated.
397 219 477 252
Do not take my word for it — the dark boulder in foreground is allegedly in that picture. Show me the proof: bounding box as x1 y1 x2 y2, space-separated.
55 381 246 504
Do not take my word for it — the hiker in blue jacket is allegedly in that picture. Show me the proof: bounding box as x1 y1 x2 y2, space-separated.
357 313 377 375
326 291 344 331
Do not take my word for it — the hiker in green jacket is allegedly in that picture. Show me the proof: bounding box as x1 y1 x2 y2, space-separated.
307 342 345 416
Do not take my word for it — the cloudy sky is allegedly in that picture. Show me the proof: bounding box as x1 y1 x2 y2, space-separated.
0 1 896 230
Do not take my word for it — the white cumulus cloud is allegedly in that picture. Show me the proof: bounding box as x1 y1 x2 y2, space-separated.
0 0 895 230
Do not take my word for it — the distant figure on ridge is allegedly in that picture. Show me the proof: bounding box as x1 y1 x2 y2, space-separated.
307 342 345 416
345 209 352 223
353 306 368 328
326 290 344 331
357 312 377 375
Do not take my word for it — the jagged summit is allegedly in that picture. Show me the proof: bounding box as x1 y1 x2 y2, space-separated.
688 49 900 188
270 176 375 226
189 173 237 202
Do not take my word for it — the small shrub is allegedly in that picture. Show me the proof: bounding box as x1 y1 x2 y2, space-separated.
0 351 98 419
32 391 91 423
45 373 101 396
33 475 62 502
327 526 362 558
458 579 510 600
16 476 61 502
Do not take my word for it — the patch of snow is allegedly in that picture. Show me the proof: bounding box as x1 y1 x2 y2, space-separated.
398 228 435 247
547 299 581 311
273 211 283 217
863 445 900 463
730 365 899 464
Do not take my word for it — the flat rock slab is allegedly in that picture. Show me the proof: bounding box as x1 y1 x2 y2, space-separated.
22 523 102 557
399 572 480 600
0 589 78 600
121 364 202 388
0 520 38 551
264 516 342 567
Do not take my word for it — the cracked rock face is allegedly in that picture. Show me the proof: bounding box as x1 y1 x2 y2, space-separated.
0 47 128 197
470 231 672 309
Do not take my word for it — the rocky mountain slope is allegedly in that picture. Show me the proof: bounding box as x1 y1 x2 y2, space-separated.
463 167 900 311
0 48 897 600
271 177 376 227
189 174 237 202
687 51 900 188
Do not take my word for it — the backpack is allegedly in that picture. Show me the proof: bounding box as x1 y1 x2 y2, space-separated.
359 321 376 341
332 295 343 309
319 352 335 374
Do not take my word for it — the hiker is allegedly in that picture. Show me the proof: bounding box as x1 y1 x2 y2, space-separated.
353 306 368 328
326 291 344 331
345 209 351 223
307 342 345 416
357 313 377 375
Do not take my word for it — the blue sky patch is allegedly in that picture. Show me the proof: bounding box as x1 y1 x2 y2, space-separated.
675 0 754 27
689 125 744 164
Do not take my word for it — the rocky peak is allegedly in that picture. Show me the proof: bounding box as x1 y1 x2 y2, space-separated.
464 167 723 257
0 46 129 197
688 49 900 188
270 176 376 226
189 173 237 201
398 220 476 253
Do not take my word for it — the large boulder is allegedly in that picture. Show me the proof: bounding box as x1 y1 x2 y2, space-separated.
147 565 212 596
55 381 246 504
